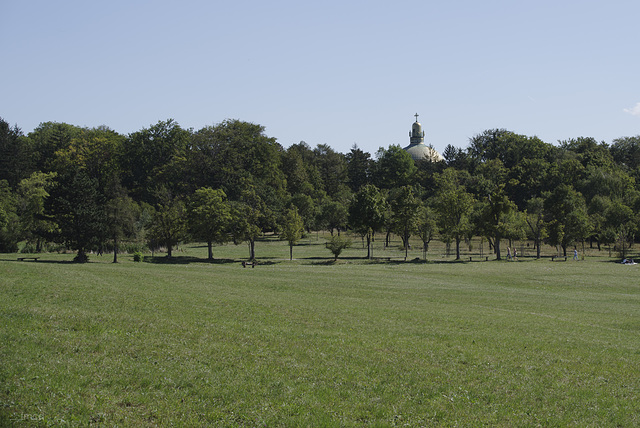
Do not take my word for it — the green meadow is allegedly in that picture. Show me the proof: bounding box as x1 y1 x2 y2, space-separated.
1 236 639 426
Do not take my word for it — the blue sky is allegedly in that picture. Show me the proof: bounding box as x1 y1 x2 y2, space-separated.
2 0 639 156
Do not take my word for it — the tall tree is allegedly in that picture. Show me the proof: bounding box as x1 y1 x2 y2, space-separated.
313 144 349 199
284 142 323 194
191 120 287 201
373 145 417 190
442 144 470 171
44 167 107 262
17 171 58 252
122 119 191 203
560 137 614 171
433 168 475 260
282 146 314 195
349 184 387 259
0 180 19 252
281 206 304 260
187 187 231 260
509 158 553 209
148 187 187 258
229 180 267 261
468 130 553 170
417 204 438 260
105 182 137 263
603 200 636 258
524 197 548 259
318 199 349 236
345 144 372 192
473 159 515 260
0 118 34 187
389 185 421 260
51 126 125 194
610 135 640 176
29 122 83 172
544 184 591 257
289 193 316 232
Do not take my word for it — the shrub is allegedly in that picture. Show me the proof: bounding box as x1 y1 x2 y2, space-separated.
21 242 38 254
133 251 144 262
122 242 148 254
326 235 352 261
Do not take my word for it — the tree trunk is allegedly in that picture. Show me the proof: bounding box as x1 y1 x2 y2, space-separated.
289 244 293 261
167 243 173 258
113 234 118 263
249 239 255 261
404 232 409 261
75 248 88 263
207 241 213 260
494 235 501 260
455 237 461 260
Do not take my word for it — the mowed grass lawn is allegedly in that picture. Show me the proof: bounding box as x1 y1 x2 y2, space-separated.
1 236 639 426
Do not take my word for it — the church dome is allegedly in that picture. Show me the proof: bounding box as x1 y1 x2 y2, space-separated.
404 143 444 162
403 113 443 162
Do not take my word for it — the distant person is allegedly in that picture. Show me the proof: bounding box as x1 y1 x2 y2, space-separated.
573 249 579 261
513 248 517 261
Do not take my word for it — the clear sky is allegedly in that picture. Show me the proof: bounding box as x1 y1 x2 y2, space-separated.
2 0 639 156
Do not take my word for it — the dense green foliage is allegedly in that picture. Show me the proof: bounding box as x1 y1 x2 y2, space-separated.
1 116 640 261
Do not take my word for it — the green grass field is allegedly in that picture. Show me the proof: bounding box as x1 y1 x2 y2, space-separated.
1 235 639 426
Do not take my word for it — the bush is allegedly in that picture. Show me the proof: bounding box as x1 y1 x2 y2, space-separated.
326 235 352 261
122 242 148 254
20 242 38 254
133 251 144 262
73 251 89 263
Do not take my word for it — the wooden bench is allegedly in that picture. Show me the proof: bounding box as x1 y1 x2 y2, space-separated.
17 257 40 262
469 257 489 261
242 261 257 268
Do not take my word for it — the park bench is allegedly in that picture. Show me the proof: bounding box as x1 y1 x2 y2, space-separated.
469 256 489 261
551 256 567 262
17 257 40 262
242 261 257 268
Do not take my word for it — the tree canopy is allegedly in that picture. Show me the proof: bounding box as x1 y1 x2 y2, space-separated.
1 115 639 262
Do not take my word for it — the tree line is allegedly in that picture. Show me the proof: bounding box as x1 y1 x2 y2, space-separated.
1 116 639 262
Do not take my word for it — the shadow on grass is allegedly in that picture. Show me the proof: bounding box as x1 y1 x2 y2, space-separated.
1 257 77 264
142 256 282 266
304 257 471 266
308 259 352 266
254 259 280 265
603 258 638 264
143 256 237 265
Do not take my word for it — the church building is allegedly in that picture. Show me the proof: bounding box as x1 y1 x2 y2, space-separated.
403 113 443 162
